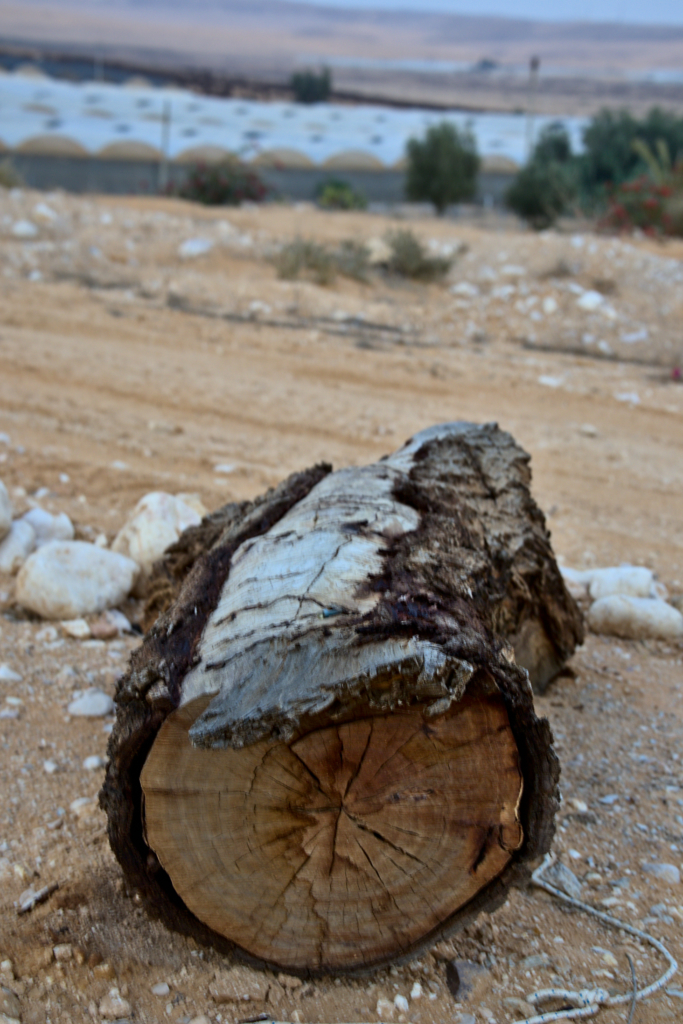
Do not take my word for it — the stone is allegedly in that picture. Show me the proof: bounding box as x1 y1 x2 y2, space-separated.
60 618 91 640
70 796 99 820
178 237 214 259
0 665 22 683
503 997 534 1016
68 689 114 717
410 982 422 999
151 982 170 997
21 509 74 547
642 863 680 886
0 482 11 541
16 541 138 619
545 860 583 900
53 944 72 961
209 967 268 1004
0 520 36 574
445 960 490 1002
0 987 20 1020
394 994 409 1013
588 565 654 601
83 755 106 770
577 290 604 311
43 759 58 775
375 996 395 1019
11 220 38 239
588 595 683 641
112 491 204 583
98 988 131 1020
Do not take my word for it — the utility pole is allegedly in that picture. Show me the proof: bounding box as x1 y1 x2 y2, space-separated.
526 55 540 162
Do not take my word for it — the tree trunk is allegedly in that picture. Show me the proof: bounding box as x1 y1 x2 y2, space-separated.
101 422 582 975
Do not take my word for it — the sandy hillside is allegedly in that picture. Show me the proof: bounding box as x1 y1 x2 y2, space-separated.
0 189 682 1024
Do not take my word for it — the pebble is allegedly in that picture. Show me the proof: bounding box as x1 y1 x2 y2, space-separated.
83 755 106 770
21 508 74 547
599 794 620 805
642 863 680 886
53 943 72 961
0 481 11 541
577 289 604 311
43 759 58 775
376 997 394 1019
410 981 422 999
0 520 36 574
36 626 58 642
11 220 38 239
112 491 205 581
542 296 558 315
0 987 20 1020
178 237 214 259
588 595 683 640
394 994 409 1013
208 966 268 1004
0 665 22 683
61 618 91 640
99 988 131 1020
445 959 489 1001
568 798 588 812
16 541 138 619
545 860 583 900
68 688 114 717
151 982 170 997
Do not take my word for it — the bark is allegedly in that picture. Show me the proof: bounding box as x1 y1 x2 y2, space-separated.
101 422 581 975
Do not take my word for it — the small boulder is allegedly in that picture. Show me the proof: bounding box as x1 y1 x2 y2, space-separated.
588 595 683 641
98 988 131 1020
21 509 74 547
445 959 490 1002
209 966 268 1004
642 863 680 886
0 482 11 541
16 541 138 619
112 491 205 588
0 520 36 574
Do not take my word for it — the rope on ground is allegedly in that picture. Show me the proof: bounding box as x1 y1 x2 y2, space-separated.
511 853 678 1024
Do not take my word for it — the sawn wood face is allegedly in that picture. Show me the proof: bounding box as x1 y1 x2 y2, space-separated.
141 694 522 971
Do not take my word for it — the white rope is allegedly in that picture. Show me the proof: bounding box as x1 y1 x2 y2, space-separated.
511 853 679 1024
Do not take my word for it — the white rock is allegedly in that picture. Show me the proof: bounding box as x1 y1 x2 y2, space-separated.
394 994 409 1013
16 541 138 619
376 996 394 1019
213 464 235 474
151 982 170 996
0 520 36 574
69 795 98 819
178 237 214 259
99 988 131 1020
569 797 588 812
112 492 204 579
0 481 11 541
60 618 91 640
21 508 74 547
68 688 114 717
588 565 654 601
410 982 422 999
36 625 58 642
366 237 392 265
542 296 558 315
577 290 604 311
642 863 680 886
588 595 683 641
43 759 58 774
451 281 479 297
83 755 106 770
0 665 22 683
11 219 38 239
53 942 72 961
34 202 57 222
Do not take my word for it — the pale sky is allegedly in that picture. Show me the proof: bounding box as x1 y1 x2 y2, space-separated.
291 0 683 25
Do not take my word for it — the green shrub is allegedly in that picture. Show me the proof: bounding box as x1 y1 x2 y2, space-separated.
275 239 337 285
290 68 331 104
405 122 480 215
177 160 268 205
316 179 367 210
600 164 683 238
506 122 577 229
332 239 371 281
385 229 451 281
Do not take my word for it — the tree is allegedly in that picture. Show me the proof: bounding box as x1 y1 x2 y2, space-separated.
405 121 480 214
290 67 331 104
506 122 577 229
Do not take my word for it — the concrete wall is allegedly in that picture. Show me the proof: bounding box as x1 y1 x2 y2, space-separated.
7 152 514 206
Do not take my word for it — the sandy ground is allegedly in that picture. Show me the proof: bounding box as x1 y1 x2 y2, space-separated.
0 190 682 1024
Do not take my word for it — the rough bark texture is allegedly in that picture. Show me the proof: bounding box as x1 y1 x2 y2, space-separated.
101 422 581 975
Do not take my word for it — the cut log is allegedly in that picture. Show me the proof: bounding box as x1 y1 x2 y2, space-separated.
101 422 582 975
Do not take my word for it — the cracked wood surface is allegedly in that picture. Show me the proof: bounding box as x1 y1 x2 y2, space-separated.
102 421 578 973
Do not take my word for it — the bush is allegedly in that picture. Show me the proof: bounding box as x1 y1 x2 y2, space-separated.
600 166 683 237
333 240 371 281
177 160 268 206
290 68 331 104
385 229 452 281
0 158 23 189
274 238 371 285
506 122 577 229
316 179 367 210
405 122 480 215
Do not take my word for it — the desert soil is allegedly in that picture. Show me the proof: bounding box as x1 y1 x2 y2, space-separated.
0 189 682 1024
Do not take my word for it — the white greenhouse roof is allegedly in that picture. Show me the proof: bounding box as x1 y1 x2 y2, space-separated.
0 72 588 170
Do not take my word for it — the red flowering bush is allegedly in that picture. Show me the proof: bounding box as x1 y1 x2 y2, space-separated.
176 160 268 206
601 168 683 237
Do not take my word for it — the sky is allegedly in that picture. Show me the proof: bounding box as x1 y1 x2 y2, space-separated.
289 0 683 26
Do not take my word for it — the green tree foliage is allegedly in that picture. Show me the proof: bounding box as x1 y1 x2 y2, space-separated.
405 122 480 215
316 179 367 210
290 68 332 104
505 122 577 229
